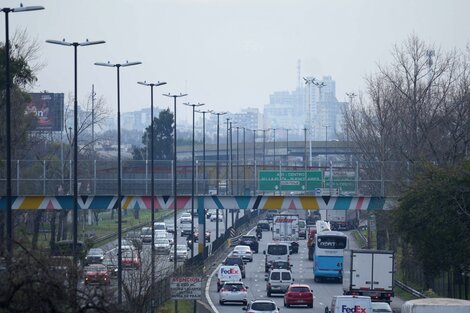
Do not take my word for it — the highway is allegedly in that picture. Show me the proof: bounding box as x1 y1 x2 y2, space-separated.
207 227 404 313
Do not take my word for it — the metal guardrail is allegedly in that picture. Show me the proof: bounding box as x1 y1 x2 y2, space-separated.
395 280 426 299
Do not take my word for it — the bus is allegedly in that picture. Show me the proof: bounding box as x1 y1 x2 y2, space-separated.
313 230 348 283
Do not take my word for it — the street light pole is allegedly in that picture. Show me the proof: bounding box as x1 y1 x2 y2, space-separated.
163 93 188 270
236 126 239 195
2 4 44 259
196 109 212 195
183 102 205 259
211 112 226 239
138 80 167 310
225 118 230 232
324 125 329 164
95 60 141 304
47 38 105 264
243 127 246 195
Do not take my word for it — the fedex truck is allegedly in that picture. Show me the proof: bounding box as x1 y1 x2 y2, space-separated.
272 214 299 241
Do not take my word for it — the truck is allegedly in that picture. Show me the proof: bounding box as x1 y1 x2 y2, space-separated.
342 249 395 303
307 220 330 260
272 213 299 241
401 298 470 313
325 210 358 230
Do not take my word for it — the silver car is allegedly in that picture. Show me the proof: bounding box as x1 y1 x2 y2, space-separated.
154 238 171 255
232 245 253 262
169 244 189 262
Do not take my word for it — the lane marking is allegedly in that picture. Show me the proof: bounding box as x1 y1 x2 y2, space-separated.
205 264 220 313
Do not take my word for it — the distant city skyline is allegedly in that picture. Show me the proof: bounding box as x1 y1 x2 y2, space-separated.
5 0 468 120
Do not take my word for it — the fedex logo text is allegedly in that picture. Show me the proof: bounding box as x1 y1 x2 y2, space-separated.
341 305 366 313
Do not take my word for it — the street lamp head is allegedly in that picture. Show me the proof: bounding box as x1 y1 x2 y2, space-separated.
46 39 72 46
79 39 106 46
9 5 44 12
95 61 141 68
163 93 187 98
138 81 167 87
47 39 105 47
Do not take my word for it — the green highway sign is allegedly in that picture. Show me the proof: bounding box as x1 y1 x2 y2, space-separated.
258 170 323 191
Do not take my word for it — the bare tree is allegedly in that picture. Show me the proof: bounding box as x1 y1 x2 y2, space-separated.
343 35 470 186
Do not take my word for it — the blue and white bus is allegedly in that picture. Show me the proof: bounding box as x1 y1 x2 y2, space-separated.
313 230 348 282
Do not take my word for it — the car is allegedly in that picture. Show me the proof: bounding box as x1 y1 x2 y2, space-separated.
121 250 140 269
84 248 104 266
180 212 192 221
283 284 314 308
165 221 175 233
232 245 253 262
210 212 223 222
169 244 189 262
371 301 393 313
101 253 118 278
223 256 246 278
257 220 270 231
218 281 248 305
84 264 110 285
154 238 171 254
154 222 166 231
243 299 280 313
206 209 217 219
194 230 211 242
120 239 134 252
266 269 294 296
239 235 259 253
268 260 292 272
140 227 153 243
155 230 168 239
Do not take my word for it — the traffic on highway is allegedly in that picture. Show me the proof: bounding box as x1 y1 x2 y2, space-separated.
206 211 403 313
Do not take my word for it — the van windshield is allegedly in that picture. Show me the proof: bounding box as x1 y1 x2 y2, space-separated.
267 245 288 255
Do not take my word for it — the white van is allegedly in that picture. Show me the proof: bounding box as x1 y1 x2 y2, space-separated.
263 243 290 272
265 269 294 296
326 295 373 313
401 298 470 313
216 265 242 291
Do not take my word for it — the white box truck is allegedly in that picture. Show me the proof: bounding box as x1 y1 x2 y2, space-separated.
272 214 299 241
401 298 470 313
343 249 395 303
326 210 358 230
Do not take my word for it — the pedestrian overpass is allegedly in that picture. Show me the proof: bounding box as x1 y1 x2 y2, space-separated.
1 195 395 211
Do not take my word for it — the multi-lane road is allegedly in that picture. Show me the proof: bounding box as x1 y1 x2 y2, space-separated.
207 227 404 313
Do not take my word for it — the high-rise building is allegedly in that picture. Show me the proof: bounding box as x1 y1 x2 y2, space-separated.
264 76 346 141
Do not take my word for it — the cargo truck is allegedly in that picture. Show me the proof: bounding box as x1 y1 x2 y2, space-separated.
272 213 299 241
325 210 358 230
342 249 395 303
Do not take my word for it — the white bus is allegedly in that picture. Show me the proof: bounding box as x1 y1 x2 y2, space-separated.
313 230 348 283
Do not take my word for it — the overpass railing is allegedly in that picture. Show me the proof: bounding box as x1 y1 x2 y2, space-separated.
0 159 407 197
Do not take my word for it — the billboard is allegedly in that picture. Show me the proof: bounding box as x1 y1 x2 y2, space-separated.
26 93 64 131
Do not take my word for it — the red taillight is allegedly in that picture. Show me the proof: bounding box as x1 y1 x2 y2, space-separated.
221 288 229 292
240 288 247 292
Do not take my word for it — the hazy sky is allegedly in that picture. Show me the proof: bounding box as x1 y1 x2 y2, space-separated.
4 0 470 122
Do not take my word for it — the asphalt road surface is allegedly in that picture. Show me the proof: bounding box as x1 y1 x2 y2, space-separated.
208 227 404 313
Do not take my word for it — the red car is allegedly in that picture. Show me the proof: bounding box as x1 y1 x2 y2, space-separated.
84 264 110 285
122 250 140 269
283 284 314 308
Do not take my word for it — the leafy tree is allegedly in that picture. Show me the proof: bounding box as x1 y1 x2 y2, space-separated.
133 108 173 160
394 160 470 288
